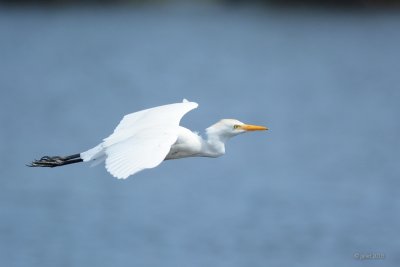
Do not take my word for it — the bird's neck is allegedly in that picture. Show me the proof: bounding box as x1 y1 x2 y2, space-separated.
201 132 229 158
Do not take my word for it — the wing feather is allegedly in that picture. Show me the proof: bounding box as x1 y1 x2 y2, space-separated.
102 101 198 179
104 101 198 147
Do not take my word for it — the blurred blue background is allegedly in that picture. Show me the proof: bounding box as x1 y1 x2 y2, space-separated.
1 1 400 266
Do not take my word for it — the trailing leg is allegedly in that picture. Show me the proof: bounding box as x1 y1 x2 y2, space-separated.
28 154 83 168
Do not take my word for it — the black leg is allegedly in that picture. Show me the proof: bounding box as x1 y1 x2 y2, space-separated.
28 154 83 168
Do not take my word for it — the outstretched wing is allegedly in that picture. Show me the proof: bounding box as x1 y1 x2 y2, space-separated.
102 100 198 179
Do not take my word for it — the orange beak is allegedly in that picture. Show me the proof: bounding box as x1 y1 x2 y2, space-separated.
240 124 268 131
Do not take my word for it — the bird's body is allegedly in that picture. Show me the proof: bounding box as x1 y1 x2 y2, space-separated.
30 100 267 179
165 126 206 160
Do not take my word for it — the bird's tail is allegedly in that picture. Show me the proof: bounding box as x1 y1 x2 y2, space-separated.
28 153 83 168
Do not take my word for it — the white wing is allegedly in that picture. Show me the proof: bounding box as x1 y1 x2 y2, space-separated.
101 100 198 179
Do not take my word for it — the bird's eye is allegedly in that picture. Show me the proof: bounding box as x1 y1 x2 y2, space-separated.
233 125 240 129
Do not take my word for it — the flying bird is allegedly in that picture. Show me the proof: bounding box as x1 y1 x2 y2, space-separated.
29 100 268 179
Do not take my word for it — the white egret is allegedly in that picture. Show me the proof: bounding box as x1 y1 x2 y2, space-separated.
29 100 268 179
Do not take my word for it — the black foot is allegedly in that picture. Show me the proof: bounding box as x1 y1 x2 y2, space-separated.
28 154 82 168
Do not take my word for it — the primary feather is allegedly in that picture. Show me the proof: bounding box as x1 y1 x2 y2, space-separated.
81 100 198 179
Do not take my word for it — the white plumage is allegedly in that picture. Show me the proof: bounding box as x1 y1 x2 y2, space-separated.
81 100 198 179
31 99 268 179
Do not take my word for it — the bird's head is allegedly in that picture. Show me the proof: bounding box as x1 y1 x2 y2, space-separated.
206 119 268 140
